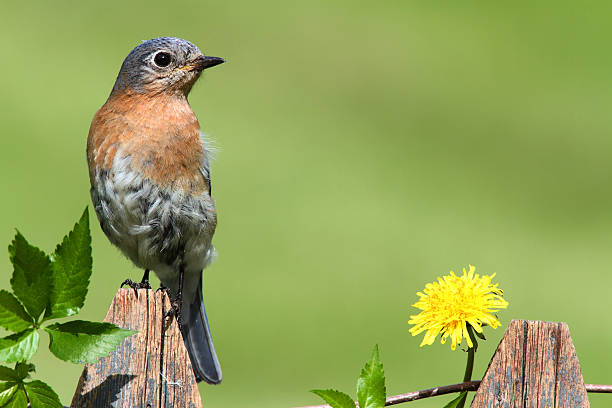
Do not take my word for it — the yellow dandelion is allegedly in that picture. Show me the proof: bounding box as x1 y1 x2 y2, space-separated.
408 265 508 350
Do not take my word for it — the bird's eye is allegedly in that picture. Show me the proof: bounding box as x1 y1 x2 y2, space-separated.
153 52 172 67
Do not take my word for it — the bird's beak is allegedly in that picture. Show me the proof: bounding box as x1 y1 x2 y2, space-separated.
195 55 225 71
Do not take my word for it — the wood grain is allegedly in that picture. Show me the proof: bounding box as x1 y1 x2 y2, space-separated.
70 289 203 408
471 320 589 408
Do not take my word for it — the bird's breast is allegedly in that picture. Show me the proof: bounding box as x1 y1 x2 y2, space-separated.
87 90 209 196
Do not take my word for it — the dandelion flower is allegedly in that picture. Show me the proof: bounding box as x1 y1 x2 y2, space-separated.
409 265 508 350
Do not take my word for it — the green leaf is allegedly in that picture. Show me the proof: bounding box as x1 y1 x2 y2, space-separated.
0 363 32 383
442 391 468 408
0 367 17 383
45 320 135 364
0 330 39 363
311 389 356 408
0 291 33 334
13 364 34 381
23 381 62 408
356 345 386 408
9 232 52 321
44 208 92 320
6 385 27 408
0 382 17 406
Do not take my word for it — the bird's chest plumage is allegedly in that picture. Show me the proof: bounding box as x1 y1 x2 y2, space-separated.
87 91 217 272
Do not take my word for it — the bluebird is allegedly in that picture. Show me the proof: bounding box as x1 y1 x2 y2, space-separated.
86 37 225 384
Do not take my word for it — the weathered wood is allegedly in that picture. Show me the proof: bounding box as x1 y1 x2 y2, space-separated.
471 320 589 408
70 289 203 408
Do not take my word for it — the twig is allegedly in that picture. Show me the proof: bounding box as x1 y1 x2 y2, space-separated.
297 381 612 408
385 380 480 406
588 384 612 393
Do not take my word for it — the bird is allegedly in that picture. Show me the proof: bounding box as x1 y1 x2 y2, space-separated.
86 37 225 384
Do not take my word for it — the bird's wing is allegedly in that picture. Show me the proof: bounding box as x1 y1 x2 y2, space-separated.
199 131 217 195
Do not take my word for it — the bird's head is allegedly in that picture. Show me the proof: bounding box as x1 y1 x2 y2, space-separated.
112 37 224 96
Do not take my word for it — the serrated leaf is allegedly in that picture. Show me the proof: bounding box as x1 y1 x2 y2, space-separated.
44 208 92 320
24 380 62 408
442 391 468 408
45 320 135 364
0 291 33 334
356 345 386 408
9 232 52 321
311 389 356 408
0 330 39 363
0 382 17 406
13 363 34 381
6 385 27 408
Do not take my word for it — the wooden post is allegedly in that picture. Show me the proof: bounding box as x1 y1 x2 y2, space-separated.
471 320 589 408
70 289 203 408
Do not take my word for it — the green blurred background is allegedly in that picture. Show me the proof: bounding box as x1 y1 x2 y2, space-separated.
2 1 612 406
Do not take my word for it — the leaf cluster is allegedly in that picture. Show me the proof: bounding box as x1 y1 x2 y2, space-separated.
0 363 60 408
0 208 135 407
309 346 470 408
311 345 386 408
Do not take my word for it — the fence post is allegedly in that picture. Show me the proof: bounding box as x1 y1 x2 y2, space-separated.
70 288 203 408
471 319 589 408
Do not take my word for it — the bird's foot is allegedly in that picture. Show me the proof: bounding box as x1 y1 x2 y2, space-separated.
155 283 168 293
164 296 183 328
139 278 152 290
120 278 152 297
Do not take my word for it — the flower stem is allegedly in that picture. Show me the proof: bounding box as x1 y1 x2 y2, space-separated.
458 325 479 408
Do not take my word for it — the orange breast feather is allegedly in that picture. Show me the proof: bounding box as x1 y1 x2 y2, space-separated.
87 90 208 195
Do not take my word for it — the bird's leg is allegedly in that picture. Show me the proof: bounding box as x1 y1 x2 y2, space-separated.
164 265 185 327
121 269 152 296
139 269 152 289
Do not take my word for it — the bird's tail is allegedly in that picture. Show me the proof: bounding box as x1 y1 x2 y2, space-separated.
181 277 222 384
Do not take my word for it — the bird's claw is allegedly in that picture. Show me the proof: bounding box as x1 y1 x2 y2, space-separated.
164 298 183 328
120 278 152 297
